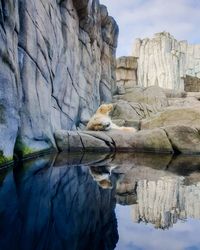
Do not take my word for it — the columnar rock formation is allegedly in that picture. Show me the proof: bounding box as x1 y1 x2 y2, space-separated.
0 0 118 161
132 32 200 90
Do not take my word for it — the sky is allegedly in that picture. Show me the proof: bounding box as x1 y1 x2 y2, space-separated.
100 0 200 57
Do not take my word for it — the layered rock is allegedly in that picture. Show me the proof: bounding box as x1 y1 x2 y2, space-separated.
116 56 137 93
54 126 200 155
132 32 200 90
0 0 118 161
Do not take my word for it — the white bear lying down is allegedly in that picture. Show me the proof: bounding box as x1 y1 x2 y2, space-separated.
86 103 136 132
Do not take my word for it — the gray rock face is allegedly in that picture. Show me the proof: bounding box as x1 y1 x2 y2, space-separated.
0 1 20 160
0 0 118 160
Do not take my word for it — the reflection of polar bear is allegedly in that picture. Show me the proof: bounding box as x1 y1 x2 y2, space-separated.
86 103 136 132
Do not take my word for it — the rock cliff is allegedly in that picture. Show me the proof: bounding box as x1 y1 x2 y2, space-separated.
0 0 118 161
132 32 200 90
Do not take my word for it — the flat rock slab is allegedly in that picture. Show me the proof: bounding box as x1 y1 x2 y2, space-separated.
55 129 172 154
55 126 200 155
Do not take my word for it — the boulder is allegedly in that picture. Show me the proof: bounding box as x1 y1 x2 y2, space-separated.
164 126 200 154
141 106 200 129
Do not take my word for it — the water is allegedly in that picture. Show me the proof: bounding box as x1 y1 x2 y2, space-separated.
0 152 200 250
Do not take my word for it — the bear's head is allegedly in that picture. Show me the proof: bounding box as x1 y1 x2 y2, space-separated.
96 103 113 115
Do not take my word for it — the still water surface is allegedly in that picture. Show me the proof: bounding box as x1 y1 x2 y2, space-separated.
0 152 200 250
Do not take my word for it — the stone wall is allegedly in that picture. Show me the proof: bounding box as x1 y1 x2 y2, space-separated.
132 32 200 90
0 0 118 160
116 56 137 93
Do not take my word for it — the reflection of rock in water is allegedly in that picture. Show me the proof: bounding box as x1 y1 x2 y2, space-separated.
132 177 200 229
109 153 200 229
0 155 118 250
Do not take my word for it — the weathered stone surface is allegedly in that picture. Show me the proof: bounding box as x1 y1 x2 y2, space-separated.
132 32 200 90
112 86 168 124
113 86 168 107
55 124 200 155
0 0 118 160
141 106 200 129
54 128 174 154
0 0 20 161
55 130 114 152
184 75 200 92
116 56 138 91
117 128 173 153
164 126 200 154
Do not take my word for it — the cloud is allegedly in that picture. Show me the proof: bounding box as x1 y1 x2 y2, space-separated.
100 0 200 57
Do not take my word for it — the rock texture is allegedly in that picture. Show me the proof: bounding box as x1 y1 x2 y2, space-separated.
132 32 200 90
0 0 118 160
184 75 200 92
54 126 200 155
141 106 200 130
111 86 169 128
116 56 137 93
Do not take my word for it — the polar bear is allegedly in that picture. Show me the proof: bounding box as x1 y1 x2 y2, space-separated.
86 103 136 132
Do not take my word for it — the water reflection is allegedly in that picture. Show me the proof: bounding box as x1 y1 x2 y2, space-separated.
0 152 200 250
0 154 118 250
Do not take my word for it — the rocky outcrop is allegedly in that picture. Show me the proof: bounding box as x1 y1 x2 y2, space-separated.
111 86 168 127
132 32 200 90
0 0 118 161
141 106 200 130
54 126 200 155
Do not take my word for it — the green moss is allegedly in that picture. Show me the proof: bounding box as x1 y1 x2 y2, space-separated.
0 153 13 166
14 139 35 157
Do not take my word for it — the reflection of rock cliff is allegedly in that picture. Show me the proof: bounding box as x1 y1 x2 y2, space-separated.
132 177 200 229
0 155 118 250
96 152 200 229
